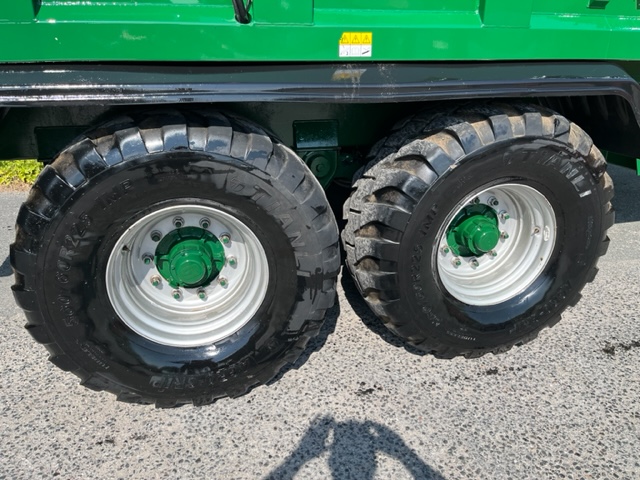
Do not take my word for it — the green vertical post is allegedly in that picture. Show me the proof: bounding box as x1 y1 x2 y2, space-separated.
479 0 533 27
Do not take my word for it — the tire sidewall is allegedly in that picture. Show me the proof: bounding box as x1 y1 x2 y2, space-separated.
398 138 604 351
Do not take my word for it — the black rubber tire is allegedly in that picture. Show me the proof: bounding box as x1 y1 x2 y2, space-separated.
342 103 614 358
11 110 340 406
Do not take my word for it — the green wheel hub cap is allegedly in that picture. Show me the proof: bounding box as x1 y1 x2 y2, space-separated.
155 226 226 288
447 205 500 257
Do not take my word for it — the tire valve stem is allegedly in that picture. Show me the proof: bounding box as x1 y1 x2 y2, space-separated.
150 275 162 287
218 277 229 287
499 211 510 221
197 289 207 300
452 257 462 268
220 234 231 246
470 258 480 268
228 256 238 267
533 227 541 235
172 289 182 301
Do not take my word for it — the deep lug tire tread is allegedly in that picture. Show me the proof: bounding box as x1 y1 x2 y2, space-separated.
12 110 340 407
342 103 613 357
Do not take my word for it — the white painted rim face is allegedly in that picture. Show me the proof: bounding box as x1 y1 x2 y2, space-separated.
436 184 557 306
106 205 269 347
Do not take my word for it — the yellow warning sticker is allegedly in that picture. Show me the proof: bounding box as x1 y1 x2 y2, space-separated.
339 32 372 58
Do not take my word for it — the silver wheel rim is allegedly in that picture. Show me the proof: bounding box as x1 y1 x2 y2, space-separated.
436 184 557 306
106 205 269 347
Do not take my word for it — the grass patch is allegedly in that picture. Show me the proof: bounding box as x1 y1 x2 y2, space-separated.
0 160 43 188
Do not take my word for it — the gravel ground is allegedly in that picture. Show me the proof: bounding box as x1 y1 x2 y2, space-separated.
0 165 639 480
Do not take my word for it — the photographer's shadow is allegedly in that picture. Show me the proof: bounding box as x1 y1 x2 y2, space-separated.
265 415 445 480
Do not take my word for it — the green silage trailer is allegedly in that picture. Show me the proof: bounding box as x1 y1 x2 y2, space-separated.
3 1 639 406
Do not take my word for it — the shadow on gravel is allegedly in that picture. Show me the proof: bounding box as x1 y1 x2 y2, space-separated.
268 301 340 385
608 164 640 224
0 255 11 277
340 273 426 356
264 415 445 480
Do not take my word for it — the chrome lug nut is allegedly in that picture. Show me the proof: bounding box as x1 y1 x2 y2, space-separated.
220 233 231 246
501 231 510 240
173 217 184 228
489 250 498 258
150 275 162 287
441 246 450 255
470 258 480 268
499 211 510 221
142 254 154 265
197 289 207 300
227 256 238 267
489 197 499 207
218 276 229 287
451 257 462 268
200 218 211 229
172 289 182 301
150 231 162 242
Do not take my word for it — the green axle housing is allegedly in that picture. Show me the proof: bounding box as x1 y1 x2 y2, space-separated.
155 227 226 289
446 205 500 258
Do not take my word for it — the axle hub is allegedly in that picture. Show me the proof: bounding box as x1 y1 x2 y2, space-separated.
155 226 226 288
446 204 500 257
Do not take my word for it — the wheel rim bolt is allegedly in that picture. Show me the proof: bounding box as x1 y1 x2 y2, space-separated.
218 277 228 287
197 289 207 300
470 258 480 268
489 250 498 258
200 218 211 229
220 234 231 246
228 256 238 267
142 254 154 265
489 197 499 207
151 275 162 287
501 231 509 240
499 211 510 221
452 257 462 268
441 246 450 255
172 289 182 300
151 231 162 242
173 217 184 229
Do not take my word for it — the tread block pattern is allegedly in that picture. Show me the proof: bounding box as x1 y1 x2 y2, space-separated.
11 109 340 407
342 103 614 358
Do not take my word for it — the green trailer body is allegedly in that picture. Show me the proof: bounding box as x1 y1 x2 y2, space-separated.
1 1 640 63
1 1 636 406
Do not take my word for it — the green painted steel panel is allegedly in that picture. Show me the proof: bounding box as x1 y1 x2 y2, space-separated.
0 1 639 62
480 0 533 27
0 3 36 22
254 0 313 24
